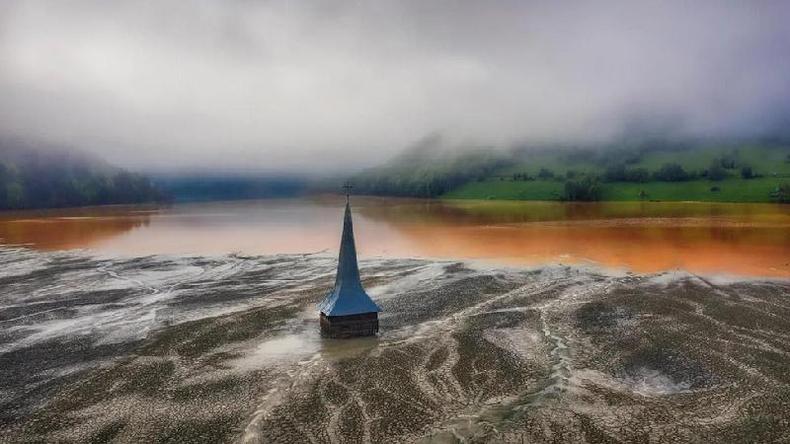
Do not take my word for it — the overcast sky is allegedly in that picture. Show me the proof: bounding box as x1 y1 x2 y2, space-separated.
1 1 789 172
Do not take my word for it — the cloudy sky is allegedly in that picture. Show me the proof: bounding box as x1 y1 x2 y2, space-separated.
1 1 789 172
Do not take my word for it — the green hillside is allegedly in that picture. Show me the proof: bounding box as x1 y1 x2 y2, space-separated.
446 177 784 202
444 178 564 200
351 136 510 198
445 144 790 203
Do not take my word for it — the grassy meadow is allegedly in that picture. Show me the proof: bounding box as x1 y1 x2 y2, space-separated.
444 144 790 202
446 176 784 202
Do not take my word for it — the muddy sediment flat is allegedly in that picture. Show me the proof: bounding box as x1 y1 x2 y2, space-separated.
1 247 789 443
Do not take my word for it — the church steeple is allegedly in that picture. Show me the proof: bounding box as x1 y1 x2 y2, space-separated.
318 192 380 328
334 181 361 288
334 201 363 294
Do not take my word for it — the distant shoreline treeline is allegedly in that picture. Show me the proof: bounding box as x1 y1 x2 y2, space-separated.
0 140 165 210
152 176 307 203
3 137 789 210
351 151 509 198
348 139 790 203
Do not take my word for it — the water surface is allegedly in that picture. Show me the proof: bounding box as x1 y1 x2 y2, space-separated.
0 197 787 277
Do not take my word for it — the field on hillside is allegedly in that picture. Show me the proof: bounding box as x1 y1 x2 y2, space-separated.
446 145 790 202
446 177 785 202
444 178 564 200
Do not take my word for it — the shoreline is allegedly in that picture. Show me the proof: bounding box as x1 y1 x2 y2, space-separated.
1 243 788 283
2 193 790 214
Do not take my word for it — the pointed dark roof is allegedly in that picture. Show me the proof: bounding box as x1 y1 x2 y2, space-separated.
318 201 381 316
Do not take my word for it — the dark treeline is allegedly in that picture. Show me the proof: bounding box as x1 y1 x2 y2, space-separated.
352 150 509 198
348 137 790 202
773 182 790 203
0 140 164 210
351 139 787 202
562 176 602 201
154 176 306 202
518 145 781 200
523 147 762 186
603 158 758 183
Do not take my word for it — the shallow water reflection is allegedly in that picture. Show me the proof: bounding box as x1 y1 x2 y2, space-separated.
0 197 788 277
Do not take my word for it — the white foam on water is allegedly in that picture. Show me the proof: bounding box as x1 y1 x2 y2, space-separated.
622 368 692 395
646 268 790 286
0 249 333 353
366 261 450 300
0 254 48 280
229 333 321 371
482 327 545 360
573 368 692 397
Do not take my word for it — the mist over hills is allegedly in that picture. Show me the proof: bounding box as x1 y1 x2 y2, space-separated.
349 135 790 203
2 2 789 172
2 132 788 209
0 139 163 210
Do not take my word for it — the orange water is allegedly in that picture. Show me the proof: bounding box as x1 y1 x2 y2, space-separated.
0 197 788 277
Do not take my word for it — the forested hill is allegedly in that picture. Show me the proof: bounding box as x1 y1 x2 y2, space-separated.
351 136 510 197
349 139 790 203
0 140 164 210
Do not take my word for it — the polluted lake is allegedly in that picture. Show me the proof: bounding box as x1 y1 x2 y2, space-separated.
3 1 790 441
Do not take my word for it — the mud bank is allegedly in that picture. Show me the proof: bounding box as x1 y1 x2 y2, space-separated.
0 247 788 443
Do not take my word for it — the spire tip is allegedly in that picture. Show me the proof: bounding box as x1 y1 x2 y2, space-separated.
342 181 353 204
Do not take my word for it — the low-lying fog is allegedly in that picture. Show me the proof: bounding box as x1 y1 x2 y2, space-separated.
1 1 789 173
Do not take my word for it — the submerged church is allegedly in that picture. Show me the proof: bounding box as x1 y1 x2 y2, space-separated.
318 192 381 338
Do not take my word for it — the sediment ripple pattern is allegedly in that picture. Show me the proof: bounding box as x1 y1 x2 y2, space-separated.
0 247 788 443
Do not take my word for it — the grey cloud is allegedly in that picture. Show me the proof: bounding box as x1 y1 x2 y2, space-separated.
1 0 788 172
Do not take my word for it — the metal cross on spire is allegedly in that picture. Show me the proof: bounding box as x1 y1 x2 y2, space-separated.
342 181 353 203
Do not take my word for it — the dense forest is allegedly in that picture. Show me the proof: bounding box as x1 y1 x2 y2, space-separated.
0 140 164 210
